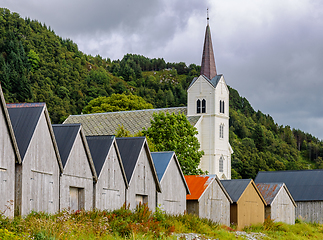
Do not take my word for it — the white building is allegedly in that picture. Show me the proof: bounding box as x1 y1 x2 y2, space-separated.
187 19 232 179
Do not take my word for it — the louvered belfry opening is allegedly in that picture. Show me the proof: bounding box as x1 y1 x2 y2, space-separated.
200 24 217 80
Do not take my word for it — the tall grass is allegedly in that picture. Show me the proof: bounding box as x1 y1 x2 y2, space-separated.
0 204 238 239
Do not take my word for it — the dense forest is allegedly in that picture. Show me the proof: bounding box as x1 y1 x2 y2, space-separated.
1 8 323 178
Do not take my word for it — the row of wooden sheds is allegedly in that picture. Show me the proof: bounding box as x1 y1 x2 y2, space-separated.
185 176 296 230
0 85 190 218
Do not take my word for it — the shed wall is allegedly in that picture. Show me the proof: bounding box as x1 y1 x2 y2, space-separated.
94 145 126 211
18 113 60 216
270 188 295 224
0 109 15 218
236 185 264 230
126 148 156 211
186 200 199 216
60 133 93 211
198 180 230 225
157 157 186 214
296 201 323 223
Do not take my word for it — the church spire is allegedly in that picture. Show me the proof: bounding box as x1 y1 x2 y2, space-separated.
200 9 217 80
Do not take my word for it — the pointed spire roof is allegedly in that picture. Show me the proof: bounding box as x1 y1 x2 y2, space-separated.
200 11 217 80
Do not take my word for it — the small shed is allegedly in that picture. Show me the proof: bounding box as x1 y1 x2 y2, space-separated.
86 135 128 211
255 170 323 223
116 137 161 211
185 175 232 225
151 151 190 214
256 183 296 224
221 179 266 230
52 124 97 211
7 103 63 216
0 85 21 218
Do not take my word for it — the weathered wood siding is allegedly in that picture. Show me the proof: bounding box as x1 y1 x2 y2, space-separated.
60 133 93 211
296 201 323 223
198 180 231 225
94 144 126 211
17 113 60 216
126 148 156 211
0 107 15 218
157 157 186 214
235 184 264 230
269 187 295 224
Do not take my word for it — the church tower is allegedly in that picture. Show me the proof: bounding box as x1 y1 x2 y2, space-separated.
187 12 232 179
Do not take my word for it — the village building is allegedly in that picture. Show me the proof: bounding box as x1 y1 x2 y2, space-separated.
86 135 128 211
64 16 232 179
185 175 232 226
0 85 21 218
52 124 97 211
256 183 296 224
255 170 323 223
116 137 161 211
151 151 190 214
221 179 266 230
7 103 63 216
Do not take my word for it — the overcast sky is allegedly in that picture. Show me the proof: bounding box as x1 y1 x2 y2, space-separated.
3 0 323 140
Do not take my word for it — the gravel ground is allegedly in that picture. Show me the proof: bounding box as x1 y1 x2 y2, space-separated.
173 231 267 240
235 231 267 240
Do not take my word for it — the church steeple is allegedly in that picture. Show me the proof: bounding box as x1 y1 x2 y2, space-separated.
200 9 217 80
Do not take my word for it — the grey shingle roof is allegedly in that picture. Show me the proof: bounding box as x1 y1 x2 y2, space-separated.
220 179 251 203
7 103 45 160
255 170 323 201
86 135 114 177
64 107 201 136
52 124 81 168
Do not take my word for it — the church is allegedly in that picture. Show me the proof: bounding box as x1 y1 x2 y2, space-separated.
64 17 232 179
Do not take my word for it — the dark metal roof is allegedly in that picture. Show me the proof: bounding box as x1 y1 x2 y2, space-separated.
86 135 114 177
151 151 174 181
151 151 190 194
255 170 323 201
52 124 81 168
116 137 146 183
220 179 252 203
7 104 44 160
0 85 21 164
200 24 217 80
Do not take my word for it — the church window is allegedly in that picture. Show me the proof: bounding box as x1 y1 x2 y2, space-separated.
202 99 206 113
219 156 224 172
219 124 224 138
220 100 225 113
197 99 201 113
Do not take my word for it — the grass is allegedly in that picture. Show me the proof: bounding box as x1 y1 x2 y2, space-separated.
1 205 323 239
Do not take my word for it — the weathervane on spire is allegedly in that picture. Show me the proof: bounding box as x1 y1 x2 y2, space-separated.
207 8 209 25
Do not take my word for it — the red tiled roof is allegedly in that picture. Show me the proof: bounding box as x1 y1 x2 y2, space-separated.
185 175 216 200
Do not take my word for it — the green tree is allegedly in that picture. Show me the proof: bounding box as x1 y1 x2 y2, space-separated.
143 112 204 175
82 93 153 114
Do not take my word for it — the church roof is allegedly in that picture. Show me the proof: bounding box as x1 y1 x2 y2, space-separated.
64 107 201 136
200 23 217 80
188 74 223 90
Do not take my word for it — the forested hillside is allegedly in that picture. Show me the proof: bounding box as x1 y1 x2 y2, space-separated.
1 8 323 178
